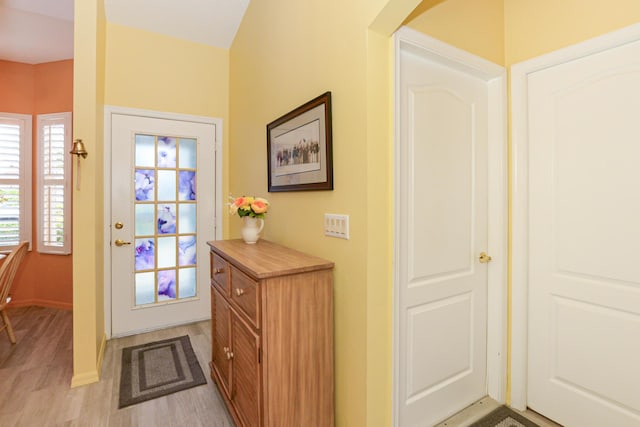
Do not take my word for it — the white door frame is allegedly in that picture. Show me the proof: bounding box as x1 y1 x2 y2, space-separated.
393 26 508 425
510 23 640 410
103 106 223 339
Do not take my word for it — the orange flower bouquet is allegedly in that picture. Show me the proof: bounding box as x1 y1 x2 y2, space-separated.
228 196 270 219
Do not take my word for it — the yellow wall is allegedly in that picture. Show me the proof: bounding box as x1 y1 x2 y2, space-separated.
229 0 413 425
104 23 230 118
505 0 640 66
405 0 640 75
230 2 367 424
71 0 411 419
72 0 106 387
69 0 640 421
104 23 231 233
71 18 230 385
405 0 505 65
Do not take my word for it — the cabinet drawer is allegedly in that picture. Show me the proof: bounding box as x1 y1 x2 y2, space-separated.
211 253 229 295
230 266 260 329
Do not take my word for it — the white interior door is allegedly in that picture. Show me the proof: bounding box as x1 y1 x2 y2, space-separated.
526 37 640 427
110 113 216 336
396 32 494 426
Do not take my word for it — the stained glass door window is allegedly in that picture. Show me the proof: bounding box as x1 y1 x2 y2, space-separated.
133 134 197 306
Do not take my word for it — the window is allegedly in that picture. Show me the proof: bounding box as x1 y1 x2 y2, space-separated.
0 113 32 250
37 113 72 254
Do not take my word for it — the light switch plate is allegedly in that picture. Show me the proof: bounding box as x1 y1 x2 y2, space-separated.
324 214 349 239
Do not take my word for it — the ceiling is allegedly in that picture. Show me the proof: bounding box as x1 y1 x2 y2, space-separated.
0 0 249 64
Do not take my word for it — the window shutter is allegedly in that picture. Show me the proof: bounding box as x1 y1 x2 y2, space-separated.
38 113 71 254
0 115 31 248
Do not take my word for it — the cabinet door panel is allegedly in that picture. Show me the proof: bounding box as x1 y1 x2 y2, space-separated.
212 286 231 396
232 314 261 427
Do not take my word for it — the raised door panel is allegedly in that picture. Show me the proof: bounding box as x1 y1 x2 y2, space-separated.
231 313 262 427
211 286 231 397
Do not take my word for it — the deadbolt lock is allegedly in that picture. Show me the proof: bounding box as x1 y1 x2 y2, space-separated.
114 222 124 229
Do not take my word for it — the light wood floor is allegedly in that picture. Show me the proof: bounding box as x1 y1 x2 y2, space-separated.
1 307 564 427
0 306 234 427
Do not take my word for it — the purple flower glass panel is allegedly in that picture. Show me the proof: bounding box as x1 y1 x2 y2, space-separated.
158 270 176 299
157 204 176 234
178 236 197 266
135 239 155 271
158 136 176 168
135 169 155 201
179 171 196 201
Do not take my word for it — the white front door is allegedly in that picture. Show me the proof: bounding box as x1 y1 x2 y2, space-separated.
525 36 640 427
110 113 217 336
396 30 501 426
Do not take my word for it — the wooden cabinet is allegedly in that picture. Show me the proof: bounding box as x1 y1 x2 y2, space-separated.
208 239 335 427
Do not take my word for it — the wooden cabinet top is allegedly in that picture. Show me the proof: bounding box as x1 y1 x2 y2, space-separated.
207 239 334 280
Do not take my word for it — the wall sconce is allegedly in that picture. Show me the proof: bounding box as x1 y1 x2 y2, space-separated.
70 139 88 158
70 139 88 190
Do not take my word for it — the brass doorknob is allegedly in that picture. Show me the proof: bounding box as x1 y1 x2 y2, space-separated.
114 239 132 247
479 252 492 263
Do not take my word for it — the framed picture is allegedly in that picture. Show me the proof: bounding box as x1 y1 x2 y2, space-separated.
267 92 333 192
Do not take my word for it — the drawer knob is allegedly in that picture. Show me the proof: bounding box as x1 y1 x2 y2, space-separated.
214 267 224 274
223 346 229 353
235 288 245 297
226 351 234 360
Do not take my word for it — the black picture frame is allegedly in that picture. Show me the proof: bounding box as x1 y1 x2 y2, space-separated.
267 92 333 192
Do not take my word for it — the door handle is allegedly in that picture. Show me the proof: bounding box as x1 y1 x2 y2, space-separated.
114 239 132 247
479 252 492 263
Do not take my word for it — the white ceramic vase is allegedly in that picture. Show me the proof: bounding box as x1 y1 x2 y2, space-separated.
241 216 264 244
